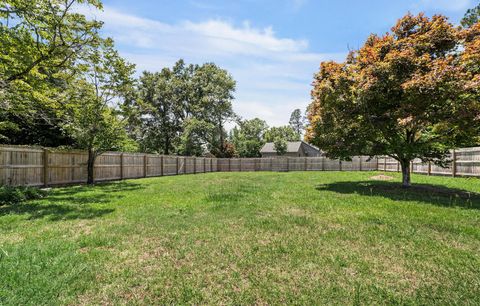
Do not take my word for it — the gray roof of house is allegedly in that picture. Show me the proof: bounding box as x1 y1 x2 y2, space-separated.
260 141 320 153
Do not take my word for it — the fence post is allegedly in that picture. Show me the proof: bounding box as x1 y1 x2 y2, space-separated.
427 161 431 176
194 157 197 174
270 158 273 171
397 161 400 173
240 158 242 172
322 157 325 171
339 160 342 171
43 148 49 187
384 157 387 171
203 158 206 173
160 155 164 176
304 157 308 171
176 156 179 175
210 158 213 172
143 154 147 178
287 157 290 172
376 157 379 171
359 156 362 171
120 153 124 180
228 158 231 172
452 150 457 177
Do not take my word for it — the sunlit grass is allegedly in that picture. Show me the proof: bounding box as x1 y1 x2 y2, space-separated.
1 171 479 305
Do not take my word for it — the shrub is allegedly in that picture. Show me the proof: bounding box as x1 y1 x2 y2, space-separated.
0 186 47 206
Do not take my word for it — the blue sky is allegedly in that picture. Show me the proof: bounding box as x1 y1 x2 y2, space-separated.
86 0 475 128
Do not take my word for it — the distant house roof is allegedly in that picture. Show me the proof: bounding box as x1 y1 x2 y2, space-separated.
260 141 320 153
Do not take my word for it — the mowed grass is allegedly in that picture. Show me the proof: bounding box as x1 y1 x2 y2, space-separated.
1 171 479 305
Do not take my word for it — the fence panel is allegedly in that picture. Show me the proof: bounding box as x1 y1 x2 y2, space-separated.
122 153 144 179
361 156 378 171
323 158 341 171
48 151 88 185
147 155 163 177
217 159 230 172
456 147 480 177
163 156 178 175
240 158 255 172
271 158 288 172
288 157 306 171
195 158 204 173
258 158 271 171
230 159 241 172
95 152 122 182
0 146 44 186
184 157 194 174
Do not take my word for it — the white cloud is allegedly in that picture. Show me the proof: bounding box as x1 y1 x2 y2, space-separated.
80 5 344 128
289 0 308 11
418 0 473 11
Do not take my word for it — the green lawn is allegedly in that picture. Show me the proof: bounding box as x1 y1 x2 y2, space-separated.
1 171 479 305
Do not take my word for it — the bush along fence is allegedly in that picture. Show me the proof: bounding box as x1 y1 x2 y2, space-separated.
0 145 478 187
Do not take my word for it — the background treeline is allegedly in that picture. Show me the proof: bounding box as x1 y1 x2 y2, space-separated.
0 0 309 182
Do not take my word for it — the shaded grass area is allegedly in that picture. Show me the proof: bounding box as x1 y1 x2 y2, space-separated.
0 171 479 305
317 180 480 209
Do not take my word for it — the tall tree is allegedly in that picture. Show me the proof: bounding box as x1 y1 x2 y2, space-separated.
306 13 480 187
192 63 236 156
62 38 136 184
130 60 237 157
0 0 103 144
264 126 299 143
289 109 305 139
230 118 268 157
134 70 183 154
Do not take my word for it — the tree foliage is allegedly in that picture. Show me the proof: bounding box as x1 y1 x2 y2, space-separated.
306 13 480 187
462 2 480 28
62 38 136 184
264 125 300 143
128 60 236 157
133 69 183 154
177 118 214 156
273 137 287 156
0 0 103 144
289 109 305 139
230 118 268 157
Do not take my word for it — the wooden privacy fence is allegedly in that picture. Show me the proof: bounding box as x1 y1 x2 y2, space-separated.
0 145 376 187
378 147 480 178
0 145 479 187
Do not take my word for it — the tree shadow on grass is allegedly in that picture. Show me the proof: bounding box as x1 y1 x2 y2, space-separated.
0 203 115 221
51 181 145 197
0 181 144 221
316 181 480 210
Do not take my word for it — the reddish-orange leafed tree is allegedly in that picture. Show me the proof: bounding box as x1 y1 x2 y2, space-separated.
306 13 480 187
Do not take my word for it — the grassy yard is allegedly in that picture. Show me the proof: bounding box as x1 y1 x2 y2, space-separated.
1 171 479 305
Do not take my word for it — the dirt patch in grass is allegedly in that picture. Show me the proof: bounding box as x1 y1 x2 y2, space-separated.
370 175 395 181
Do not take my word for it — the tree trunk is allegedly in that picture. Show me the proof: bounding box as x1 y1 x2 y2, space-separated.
87 149 96 185
164 137 170 155
219 123 224 156
400 160 411 188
